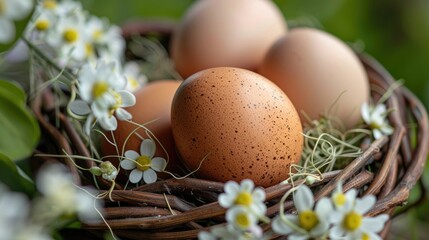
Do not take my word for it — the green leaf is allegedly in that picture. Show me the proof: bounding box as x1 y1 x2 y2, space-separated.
0 3 34 53
0 80 40 160
0 152 35 195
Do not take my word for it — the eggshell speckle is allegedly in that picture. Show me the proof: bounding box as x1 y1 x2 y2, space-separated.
101 80 183 178
259 28 370 129
171 0 287 78
171 67 303 187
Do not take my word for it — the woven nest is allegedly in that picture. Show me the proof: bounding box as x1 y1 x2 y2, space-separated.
31 22 429 239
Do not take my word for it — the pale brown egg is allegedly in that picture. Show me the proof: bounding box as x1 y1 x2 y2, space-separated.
170 0 287 78
258 28 370 129
101 80 183 178
171 67 303 187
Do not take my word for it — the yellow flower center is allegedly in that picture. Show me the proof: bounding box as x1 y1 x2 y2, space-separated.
92 82 109 99
85 43 94 57
333 193 346 207
344 211 362 231
235 213 251 229
128 77 140 90
43 0 57 9
298 210 319 231
361 233 370 240
93 30 103 41
63 28 79 43
234 191 253 206
136 155 151 171
36 20 50 31
370 122 381 130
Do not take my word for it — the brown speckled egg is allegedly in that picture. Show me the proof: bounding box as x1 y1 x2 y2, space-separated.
170 0 287 78
258 28 370 129
101 80 183 178
171 67 303 187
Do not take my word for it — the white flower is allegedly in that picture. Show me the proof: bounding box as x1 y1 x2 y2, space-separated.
361 102 393 139
38 0 82 16
272 185 332 239
329 194 389 240
0 184 30 240
46 11 89 63
29 8 56 36
83 15 125 62
120 139 167 184
0 184 53 240
226 206 262 234
0 0 33 43
123 61 148 92
219 179 266 217
36 164 101 222
78 60 126 104
97 24 125 61
198 224 263 240
76 60 135 133
331 182 357 210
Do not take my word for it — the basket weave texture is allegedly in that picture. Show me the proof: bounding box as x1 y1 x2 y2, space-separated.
32 25 429 240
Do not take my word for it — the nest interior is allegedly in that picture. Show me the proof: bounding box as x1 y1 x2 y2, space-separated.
31 24 429 240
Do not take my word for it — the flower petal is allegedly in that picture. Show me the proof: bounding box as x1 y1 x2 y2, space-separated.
69 100 91 115
224 181 239 194
361 214 389 233
119 90 136 107
7 0 33 20
140 139 156 158
151 157 167 172
198 231 215 240
218 194 234 208
120 159 136 170
240 179 254 192
251 203 267 216
252 188 266 202
329 211 344 224
272 215 296 235
129 169 143 183
115 108 132 121
124 150 139 160
315 197 333 219
373 129 382 139
361 102 371 123
143 169 157 184
310 220 330 237
0 16 15 43
99 115 117 131
289 234 309 240
329 225 345 239
355 195 376 214
373 104 387 116
345 189 357 202
295 185 314 212
381 125 394 135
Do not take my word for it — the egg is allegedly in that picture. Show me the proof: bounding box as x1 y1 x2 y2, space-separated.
171 67 303 187
170 0 287 78
101 80 183 177
258 28 370 129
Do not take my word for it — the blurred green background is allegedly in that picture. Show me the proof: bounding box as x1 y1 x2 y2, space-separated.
80 0 429 239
